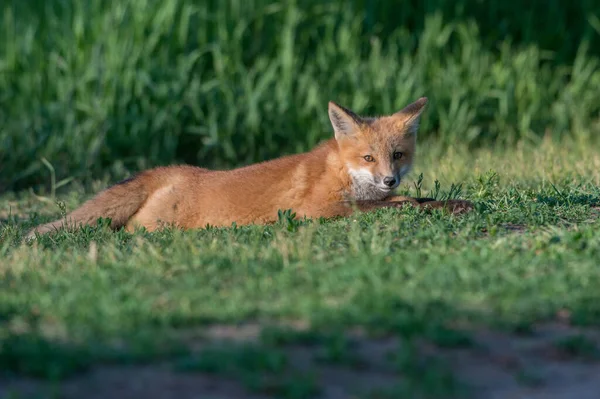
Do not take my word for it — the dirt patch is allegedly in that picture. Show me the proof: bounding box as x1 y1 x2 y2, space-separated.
2 323 600 399
1 365 271 399
443 323 600 399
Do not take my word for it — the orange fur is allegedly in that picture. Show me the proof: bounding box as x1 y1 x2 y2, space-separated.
26 98 472 239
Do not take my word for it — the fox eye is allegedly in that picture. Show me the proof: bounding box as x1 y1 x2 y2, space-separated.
393 151 403 160
363 155 375 162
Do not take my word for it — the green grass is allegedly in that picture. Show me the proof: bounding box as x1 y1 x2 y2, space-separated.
2 1 600 396
1 0 600 191
1 139 599 397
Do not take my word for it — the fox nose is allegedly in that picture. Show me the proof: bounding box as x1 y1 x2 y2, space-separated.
383 176 397 187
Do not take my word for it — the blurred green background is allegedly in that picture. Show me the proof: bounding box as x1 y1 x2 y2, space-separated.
1 0 599 192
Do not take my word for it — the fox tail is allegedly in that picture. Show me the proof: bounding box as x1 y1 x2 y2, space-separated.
25 175 149 240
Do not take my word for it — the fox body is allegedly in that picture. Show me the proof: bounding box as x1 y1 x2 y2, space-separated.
27 98 472 238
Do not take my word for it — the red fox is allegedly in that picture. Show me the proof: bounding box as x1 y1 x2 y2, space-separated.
26 97 472 239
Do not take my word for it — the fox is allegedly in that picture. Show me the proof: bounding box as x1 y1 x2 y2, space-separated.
26 97 472 239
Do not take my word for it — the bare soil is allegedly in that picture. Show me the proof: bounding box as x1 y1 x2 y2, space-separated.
3 322 600 399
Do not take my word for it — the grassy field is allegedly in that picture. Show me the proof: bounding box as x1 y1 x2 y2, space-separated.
1 139 599 398
2 0 600 397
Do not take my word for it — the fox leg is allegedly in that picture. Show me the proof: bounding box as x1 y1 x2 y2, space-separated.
357 199 473 214
314 197 472 219
385 196 436 205
386 196 473 214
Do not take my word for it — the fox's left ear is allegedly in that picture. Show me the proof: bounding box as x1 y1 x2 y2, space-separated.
328 101 363 140
394 97 428 134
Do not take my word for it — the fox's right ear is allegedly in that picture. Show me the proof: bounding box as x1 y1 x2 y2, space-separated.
394 97 428 135
328 101 362 140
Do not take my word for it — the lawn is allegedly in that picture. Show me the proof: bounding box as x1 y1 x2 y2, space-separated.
2 0 600 397
1 139 599 398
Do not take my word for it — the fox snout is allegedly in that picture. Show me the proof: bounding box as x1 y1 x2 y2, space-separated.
377 173 400 190
382 176 398 188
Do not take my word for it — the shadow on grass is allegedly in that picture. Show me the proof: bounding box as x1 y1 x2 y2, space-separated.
3 288 600 399
0 298 466 399
536 194 600 207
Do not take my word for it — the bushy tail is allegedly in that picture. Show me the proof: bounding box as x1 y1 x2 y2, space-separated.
26 175 149 239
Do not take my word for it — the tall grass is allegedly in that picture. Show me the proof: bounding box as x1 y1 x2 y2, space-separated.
1 0 599 192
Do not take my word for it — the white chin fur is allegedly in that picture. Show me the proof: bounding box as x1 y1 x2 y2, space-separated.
347 167 390 201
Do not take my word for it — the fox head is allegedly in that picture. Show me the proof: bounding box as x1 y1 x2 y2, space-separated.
328 97 427 200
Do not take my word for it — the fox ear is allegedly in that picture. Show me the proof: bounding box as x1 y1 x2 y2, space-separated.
394 97 428 134
328 101 363 140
